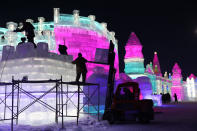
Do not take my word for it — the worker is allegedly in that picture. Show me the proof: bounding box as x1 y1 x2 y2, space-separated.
123 87 134 100
18 37 26 45
1 36 5 43
58 45 68 55
72 53 88 83
174 93 178 103
14 22 37 48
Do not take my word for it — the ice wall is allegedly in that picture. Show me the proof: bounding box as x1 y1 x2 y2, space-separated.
0 42 74 82
0 42 90 125
54 26 119 78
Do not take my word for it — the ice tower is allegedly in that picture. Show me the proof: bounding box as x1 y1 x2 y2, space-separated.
124 32 145 79
186 74 196 100
145 62 157 94
153 52 162 76
171 63 184 101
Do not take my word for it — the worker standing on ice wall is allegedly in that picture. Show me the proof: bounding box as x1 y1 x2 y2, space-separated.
72 53 88 83
14 22 37 48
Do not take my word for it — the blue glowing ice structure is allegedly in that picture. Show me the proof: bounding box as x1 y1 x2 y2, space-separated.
0 43 89 125
134 76 152 99
84 67 108 114
145 62 157 94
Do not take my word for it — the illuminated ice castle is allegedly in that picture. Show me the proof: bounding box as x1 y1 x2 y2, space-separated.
0 8 119 125
123 32 191 102
0 7 196 126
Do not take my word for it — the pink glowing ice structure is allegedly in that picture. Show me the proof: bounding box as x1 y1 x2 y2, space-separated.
54 27 119 79
153 52 162 76
125 32 143 59
189 74 196 79
171 63 183 101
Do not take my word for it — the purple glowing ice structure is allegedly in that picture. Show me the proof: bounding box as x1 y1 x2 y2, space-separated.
153 52 162 76
171 63 184 101
125 32 143 59
54 27 119 79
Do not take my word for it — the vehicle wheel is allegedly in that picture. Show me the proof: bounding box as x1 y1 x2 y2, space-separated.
108 112 115 124
139 114 150 124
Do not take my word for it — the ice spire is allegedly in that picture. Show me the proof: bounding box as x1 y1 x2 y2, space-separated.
153 52 162 76
127 32 142 45
124 32 145 75
125 32 143 59
172 63 181 74
171 62 183 101
189 74 196 79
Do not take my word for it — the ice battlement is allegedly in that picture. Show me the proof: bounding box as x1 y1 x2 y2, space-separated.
1 42 73 62
0 42 75 82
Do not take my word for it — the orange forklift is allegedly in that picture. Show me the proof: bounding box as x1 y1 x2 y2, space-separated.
101 41 154 124
107 81 154 124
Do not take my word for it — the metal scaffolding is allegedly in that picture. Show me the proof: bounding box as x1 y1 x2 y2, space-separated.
0 77 100 131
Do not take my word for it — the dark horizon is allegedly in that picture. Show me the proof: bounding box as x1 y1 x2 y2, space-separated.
0 0 197 80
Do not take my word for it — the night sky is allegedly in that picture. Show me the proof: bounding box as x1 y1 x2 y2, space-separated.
0 0 197 80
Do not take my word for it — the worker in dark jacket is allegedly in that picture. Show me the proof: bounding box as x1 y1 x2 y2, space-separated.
72 53 88 82
14 22 36 48
174 93 178 103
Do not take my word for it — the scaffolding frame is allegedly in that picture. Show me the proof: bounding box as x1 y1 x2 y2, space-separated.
0 77 100 131
58 81 100 127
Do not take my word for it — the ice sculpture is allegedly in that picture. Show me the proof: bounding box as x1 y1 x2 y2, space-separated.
26 19 34 24
73 10 80 26
88 15 96 29
124 32 145 75
0 9 119 72
54 8 60 24
38 17 45 32
101 22 108 37
171 63 184 101
186 74 196 99
0 8 124 126
4 22 18 46
153 52 162 76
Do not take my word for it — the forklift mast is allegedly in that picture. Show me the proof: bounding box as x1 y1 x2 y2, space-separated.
103 41 116 119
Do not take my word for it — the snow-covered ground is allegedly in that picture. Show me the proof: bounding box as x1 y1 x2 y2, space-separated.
1 102 197 131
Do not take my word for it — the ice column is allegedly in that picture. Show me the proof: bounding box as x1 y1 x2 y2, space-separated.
101 22 107 37
5 22 18 46
115 39 118 52
73 10 80 26
54 8 60 24
88 15 95 29
110 31 115 43
163 71 168 94
38 17 45 33
44 30 53 50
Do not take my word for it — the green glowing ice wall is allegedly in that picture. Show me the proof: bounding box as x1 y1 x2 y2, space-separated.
125 62 145 74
